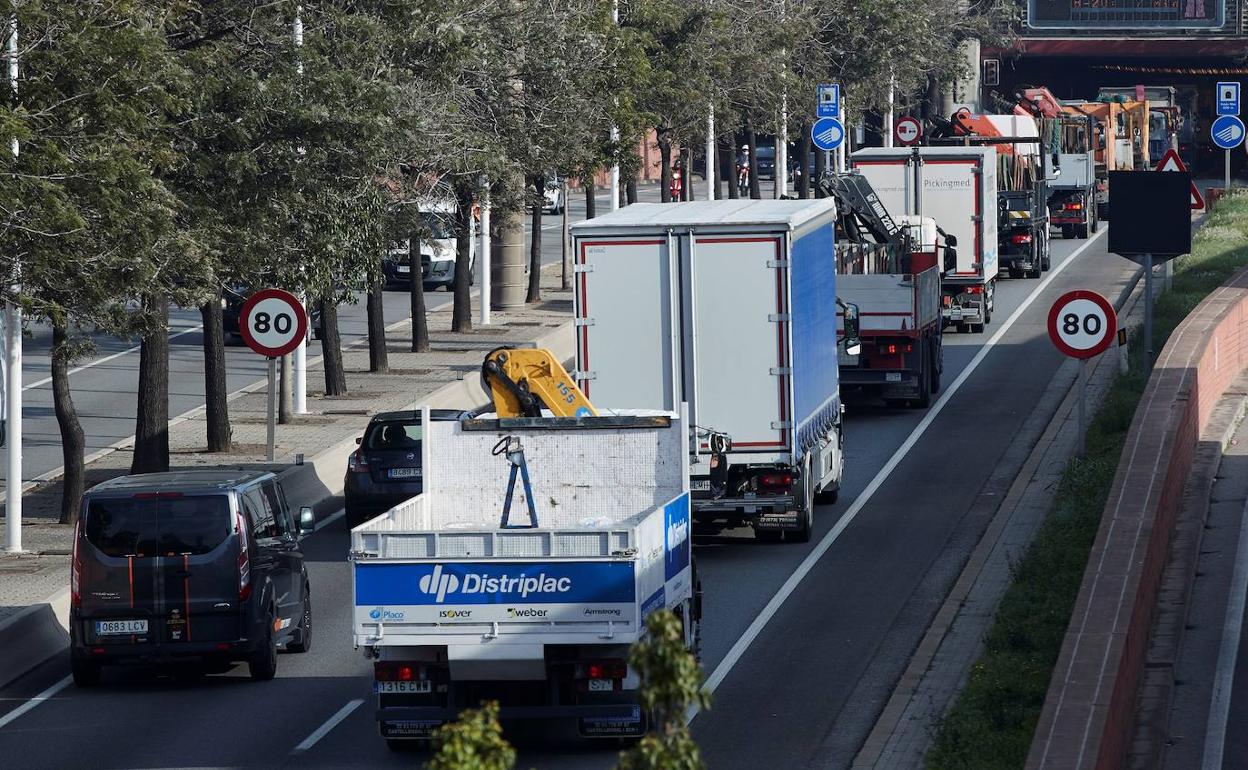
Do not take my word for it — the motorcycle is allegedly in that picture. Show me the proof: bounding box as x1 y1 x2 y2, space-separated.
737 165 750 197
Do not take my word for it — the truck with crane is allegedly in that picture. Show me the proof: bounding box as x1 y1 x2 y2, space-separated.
351 349 700 748
819 171 951 407
569 199 848 542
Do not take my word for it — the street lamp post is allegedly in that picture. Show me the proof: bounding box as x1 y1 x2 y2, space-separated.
5 16 20 553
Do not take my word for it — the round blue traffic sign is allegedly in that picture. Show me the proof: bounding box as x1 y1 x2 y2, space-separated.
812 117 845 152
1212 115 1245 150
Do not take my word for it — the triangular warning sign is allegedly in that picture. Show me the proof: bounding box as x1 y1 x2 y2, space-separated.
1155 148 1205 210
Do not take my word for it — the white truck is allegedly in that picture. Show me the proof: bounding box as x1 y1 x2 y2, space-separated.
569 200 845 542
351 407 698 748
851 147 999 333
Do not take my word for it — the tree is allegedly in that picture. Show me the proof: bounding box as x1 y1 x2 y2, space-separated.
50 318 84 525
366 271 388 373
617 609 710 770
200 292 232 451
527 175 544 303
425 700 515 770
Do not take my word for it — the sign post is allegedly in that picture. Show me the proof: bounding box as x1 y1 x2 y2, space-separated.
239 289 309 462
1048 290 1118 456
815 84 842 173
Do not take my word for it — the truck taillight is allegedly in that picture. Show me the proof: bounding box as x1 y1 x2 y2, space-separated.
348 451 369 473
883 343 913 355
758 472 793 489
71 522 81 608
965 285 984 295
1064 202 1083 211
375 662 426 681
1010 233 1033 245
575 659 627 680
237 512 252 601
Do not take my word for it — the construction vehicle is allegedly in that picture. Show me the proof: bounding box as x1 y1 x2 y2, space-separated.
1097 86 1183 164
820 171 950 407
1011 87 1100 240
1063 98 1150 220
570 199 846 542
352 349 699 747
851 146 998 334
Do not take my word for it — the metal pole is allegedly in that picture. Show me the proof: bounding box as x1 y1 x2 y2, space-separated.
1227 148 1232 192
291 8 307 413
706 106 716 201
884 75 895 148
5 16 20 553
1077 358 1087 457
480 179 491 323
1143 253 1154 374
836 96 847 171
777 99 788 198
266 357 277 462
561 180 571 291
609 0 620 211
913 147 923 218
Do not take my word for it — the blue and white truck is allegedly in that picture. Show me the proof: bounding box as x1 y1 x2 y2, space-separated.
570 200 845 542
351 407 698 748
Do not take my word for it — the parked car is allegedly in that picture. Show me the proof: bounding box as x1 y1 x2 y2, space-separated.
223 285 322 341
755 143 777 180
383 199 475 292
69 470 315 686
344 409 466 528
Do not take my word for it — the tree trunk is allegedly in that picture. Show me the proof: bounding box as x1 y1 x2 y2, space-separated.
626 179 638 204
658 130 673 203
814 147 828 198
409 234 431 352
798 121 812 199
584 179 597 219
527 175 543 303
319 295 347 396
199 295 231 452
278 354 292 424
451 182 474 333
52 317 85 525
722 135 738 199
131 295 170 474
367 273 388 372
683 148 694 201
746 121 761 199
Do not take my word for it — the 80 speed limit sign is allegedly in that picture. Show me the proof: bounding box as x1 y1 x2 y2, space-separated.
239 288 308 359
1047 290 1117 359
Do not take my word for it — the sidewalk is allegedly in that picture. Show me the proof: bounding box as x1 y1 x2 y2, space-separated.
0 267 573 684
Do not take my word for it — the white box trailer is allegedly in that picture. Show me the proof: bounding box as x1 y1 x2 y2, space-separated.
569 200 844 542
851 147 999 333
351 409 697 744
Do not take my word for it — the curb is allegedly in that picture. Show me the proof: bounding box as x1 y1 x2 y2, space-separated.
0 319 573 691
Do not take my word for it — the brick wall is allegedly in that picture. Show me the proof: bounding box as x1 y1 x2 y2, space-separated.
1026 265 1248 770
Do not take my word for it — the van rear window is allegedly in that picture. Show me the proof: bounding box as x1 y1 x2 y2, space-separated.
85 496 231 557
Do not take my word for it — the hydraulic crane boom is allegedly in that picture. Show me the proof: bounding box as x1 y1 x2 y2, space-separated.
481 347 598 418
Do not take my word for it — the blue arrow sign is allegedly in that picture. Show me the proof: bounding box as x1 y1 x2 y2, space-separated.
1218 81 1241 116
1212 115 1245 150
812 117 845 151
817 84 840 118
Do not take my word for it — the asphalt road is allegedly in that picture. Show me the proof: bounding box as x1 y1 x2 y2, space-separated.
9 183 655 486
0 225 1143 769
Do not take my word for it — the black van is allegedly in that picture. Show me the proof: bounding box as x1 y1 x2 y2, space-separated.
70 470 315 686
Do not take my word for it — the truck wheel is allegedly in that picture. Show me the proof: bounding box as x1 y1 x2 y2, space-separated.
957 322 971 334
1061 225 1074 239
1075 224 1088 239
910 348 931 409
929 341 942 394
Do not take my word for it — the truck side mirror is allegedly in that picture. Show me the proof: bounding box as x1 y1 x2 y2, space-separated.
944 247 958 273
298 506 316 536
842 303 861 356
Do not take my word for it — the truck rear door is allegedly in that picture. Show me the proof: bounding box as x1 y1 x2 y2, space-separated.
688 234 790 457
575 236 679 410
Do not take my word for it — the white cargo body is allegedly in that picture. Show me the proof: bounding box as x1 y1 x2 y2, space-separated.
569 200 843 541
352 410 697 743
851 147 999 332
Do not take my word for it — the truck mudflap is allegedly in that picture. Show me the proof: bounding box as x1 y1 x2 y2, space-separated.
378 704 646 739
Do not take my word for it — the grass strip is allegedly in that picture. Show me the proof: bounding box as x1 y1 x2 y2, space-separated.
926 193 1248 770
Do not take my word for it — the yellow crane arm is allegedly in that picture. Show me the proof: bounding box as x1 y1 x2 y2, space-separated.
481 348 598 418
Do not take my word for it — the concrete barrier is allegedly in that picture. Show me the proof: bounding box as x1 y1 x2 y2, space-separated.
1026 266 1248 769
0 321 573 689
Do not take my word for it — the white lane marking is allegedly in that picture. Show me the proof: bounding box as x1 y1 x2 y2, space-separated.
292 698 364 753
23 326 204 391
0 675 71 731
314 508 346 533
1202 495 1248 770
689 228 1109 721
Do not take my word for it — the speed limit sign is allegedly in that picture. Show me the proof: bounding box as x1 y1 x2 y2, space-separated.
239 288 308 359
1047 290 1117 359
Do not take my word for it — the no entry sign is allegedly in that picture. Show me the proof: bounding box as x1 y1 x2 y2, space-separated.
239 288 308 359
1047 290 1117 359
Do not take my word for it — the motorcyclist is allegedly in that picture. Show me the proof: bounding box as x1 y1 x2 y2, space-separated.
736 145 751 196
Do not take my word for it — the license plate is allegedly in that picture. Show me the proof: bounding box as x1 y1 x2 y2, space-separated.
885 372 902 383
388 467 421 479
587 679 614 692
397 265 410 274
96 619 147 635
374 680 432 694
690 479 711 491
